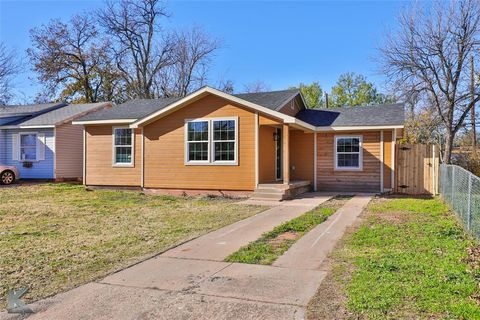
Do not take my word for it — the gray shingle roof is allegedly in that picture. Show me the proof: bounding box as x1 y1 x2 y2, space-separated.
19 102 111 126
76 89 301 122
0 102 66 117
233 89 300 110
295 103 405 127
77 98 180 121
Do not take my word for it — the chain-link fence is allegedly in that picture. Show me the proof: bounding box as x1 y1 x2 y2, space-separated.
439 164 480 239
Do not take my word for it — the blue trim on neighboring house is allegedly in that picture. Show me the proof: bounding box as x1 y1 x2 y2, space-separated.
2 128 55 179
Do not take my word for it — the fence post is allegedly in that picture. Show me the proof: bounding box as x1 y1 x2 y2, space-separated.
467 173 472 231
443 165 447 197
451 166 455 205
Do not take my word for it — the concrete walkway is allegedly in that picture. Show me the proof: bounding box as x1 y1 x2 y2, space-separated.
2 193 371 320
164 194 332 261
274 194 373 270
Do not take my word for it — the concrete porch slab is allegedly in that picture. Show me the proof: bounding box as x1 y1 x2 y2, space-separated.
196 263 327 306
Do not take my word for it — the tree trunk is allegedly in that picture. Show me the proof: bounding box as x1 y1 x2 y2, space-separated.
443 131 454 164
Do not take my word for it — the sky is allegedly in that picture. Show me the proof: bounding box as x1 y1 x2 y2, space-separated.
0 0 406 103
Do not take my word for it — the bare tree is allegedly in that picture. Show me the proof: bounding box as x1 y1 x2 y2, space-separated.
217 79 235 94
243 80 270 93
99 0 176 99
156 27 221 98
381 0 480 163
28 14 118 103
0 43 19 105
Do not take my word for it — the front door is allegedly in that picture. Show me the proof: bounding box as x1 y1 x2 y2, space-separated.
275 128 282 180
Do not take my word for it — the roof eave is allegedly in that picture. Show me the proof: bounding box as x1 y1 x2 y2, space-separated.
315 124 404 132
72 119 137 125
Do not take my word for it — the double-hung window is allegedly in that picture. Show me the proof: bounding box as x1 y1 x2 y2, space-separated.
20 133 37 161
113 127 134 166
335 136 362 170
186 118 238 165
187 121 209 161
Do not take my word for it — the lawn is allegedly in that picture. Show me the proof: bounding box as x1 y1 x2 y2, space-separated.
225 195 352 265
0 183 265 308
307 196 480 320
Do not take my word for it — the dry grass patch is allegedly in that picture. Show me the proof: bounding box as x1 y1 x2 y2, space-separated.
0 183 265 308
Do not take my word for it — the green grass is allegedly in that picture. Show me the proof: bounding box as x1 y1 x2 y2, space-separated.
225 196 351 265
307 196 480 320
0 183 265 308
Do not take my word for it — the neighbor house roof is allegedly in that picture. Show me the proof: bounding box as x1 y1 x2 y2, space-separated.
295 103 405 128
0 102 67 118
19 102 112 127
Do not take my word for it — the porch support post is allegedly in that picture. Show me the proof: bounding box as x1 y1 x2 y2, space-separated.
380 130 384 193
254 112 259 187
391 129 396 190
283 124 290 185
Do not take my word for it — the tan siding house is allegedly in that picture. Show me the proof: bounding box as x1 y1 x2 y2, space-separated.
74 86 404 199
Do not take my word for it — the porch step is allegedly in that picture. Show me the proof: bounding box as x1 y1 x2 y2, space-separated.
250 191 285 201
250 180 312 201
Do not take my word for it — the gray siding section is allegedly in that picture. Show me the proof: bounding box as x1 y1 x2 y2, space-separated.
0 130 5 163
3 128 55 179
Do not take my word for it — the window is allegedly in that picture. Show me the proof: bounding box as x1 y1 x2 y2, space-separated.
335 136 362 170
113 127 133 166
185 118 238 165
187 121 209 161
213 120 236 161
20 133 37 161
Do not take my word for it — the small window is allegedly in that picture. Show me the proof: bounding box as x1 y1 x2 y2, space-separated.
113 128 133 165
187 121 209 161
20 133 37 161
213 120 236 162
335 136 362 170
185 118 238 165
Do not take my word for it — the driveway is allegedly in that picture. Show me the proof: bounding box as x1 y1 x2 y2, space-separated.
2 193 372 320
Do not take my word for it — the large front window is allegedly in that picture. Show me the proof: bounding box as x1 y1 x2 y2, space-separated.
113 127 133 165
186 118 237 164
20 133 37 161
335 136 362 170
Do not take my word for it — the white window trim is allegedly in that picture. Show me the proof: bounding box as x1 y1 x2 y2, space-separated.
19 132 38 162
184 117 239 166
334 135 363 171
112 126 135 167
185 119 210 164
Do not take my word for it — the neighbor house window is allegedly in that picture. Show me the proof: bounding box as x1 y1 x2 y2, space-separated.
113 127 133 166
335 136 362 170
20 133 37 161
186 118 238 165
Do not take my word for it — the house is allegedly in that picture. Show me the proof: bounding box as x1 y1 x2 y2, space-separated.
0 102 112 181
73 86 404 199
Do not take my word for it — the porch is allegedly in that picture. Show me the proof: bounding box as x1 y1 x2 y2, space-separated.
253 120 315 201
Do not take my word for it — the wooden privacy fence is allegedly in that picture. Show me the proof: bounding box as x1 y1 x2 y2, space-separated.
395 144 439 195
